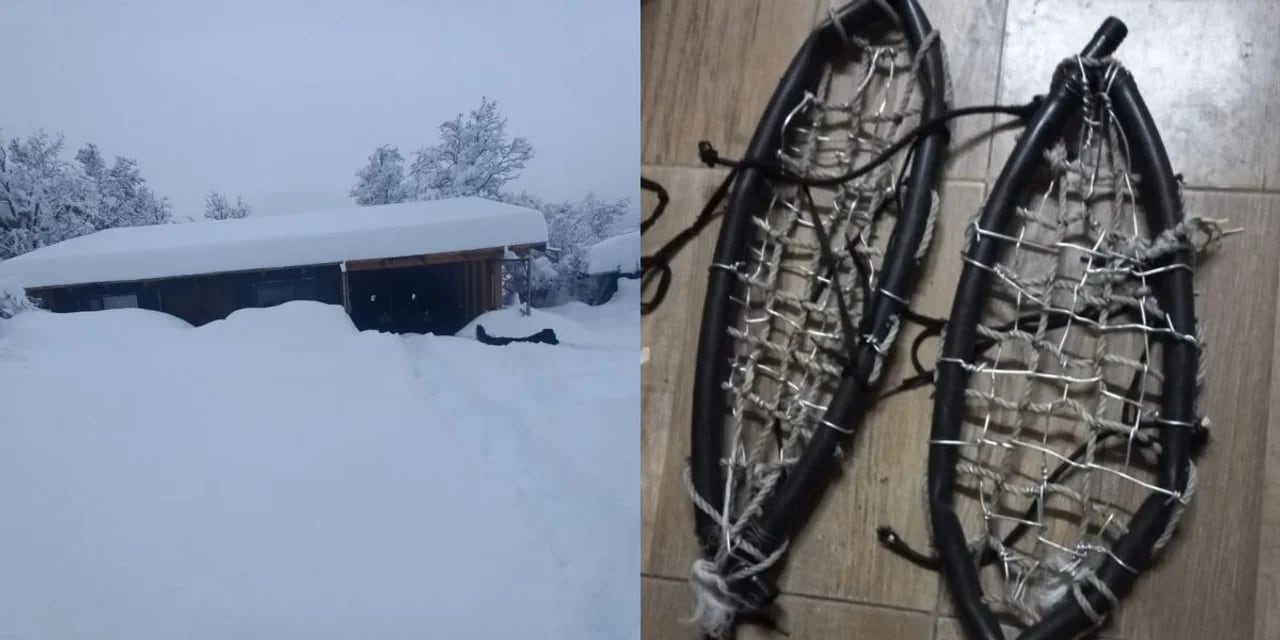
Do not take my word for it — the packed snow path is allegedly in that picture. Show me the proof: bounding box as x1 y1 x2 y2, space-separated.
0 281 638 639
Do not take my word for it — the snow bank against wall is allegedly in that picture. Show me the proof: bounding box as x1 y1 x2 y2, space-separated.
0 286 637 639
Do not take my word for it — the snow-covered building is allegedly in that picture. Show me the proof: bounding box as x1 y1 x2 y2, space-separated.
586 230 639 277
0 197 547 334
580 229 639 305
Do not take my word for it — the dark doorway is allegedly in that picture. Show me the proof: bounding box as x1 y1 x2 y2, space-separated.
157 279 238 326
347 263 466 335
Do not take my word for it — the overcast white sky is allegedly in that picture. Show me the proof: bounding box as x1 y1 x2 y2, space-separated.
0 0 638 220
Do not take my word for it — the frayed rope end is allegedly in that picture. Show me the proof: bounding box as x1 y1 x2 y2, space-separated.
685 559 739 639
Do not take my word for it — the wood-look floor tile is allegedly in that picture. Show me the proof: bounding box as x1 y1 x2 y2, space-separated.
991 0 1279 190
642 3 1276 639
641 165 730 575
915 0 1007 181
641 0 822 167
1257 214 1280 640
1109 191 1278 640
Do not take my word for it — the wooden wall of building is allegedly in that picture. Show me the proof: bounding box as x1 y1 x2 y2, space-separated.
347 248 505 330
30 265 343 327
459 259 502 320
28 245 519 334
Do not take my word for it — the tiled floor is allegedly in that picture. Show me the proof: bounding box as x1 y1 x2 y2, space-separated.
640 1 1280 638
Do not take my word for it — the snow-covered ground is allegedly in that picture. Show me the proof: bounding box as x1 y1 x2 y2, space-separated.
0 281 639 639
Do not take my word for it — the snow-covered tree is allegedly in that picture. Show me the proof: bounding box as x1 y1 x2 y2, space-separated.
0 131 171 259
0 277 39 319
408 98 534 200
528 255 562 302
75 143 107 181
130 185 171 226
0 132 96 257
204 191 251 220
96 156 171 228
496 189 543 211
341 97 632 306
350 145 407 206
543 193 628 270
490 191 628 305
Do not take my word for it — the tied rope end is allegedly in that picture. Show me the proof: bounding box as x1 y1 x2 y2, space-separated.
686 559 790 638
686 559 740 639
698 141 721 168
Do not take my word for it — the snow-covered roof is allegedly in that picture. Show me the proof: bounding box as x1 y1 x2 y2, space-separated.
585 230 640 275
0 197 548 289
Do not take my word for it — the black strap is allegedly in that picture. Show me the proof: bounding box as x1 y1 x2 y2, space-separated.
640 168 737 315
637 100 1044 317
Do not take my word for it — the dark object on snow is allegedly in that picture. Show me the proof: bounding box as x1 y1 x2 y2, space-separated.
475 324 559 346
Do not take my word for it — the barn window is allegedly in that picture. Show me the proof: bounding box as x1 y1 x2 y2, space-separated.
253 277 319 307
94 293 138 310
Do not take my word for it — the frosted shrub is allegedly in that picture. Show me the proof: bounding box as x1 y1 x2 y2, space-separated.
0 278 38 319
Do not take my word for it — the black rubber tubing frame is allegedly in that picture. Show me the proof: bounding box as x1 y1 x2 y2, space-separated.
689 0 949 610
926 18 1198 640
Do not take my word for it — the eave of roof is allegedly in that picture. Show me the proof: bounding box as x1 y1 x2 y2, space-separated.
0 197 548 289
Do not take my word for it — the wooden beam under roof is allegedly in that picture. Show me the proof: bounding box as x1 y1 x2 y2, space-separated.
343 247 505 272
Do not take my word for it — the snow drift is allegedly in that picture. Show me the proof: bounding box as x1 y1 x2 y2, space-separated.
0 289 637 639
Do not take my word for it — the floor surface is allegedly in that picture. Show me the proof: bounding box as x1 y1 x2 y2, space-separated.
640 1 1280 638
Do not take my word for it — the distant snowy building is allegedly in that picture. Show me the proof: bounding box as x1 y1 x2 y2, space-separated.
0 197 547 334
580 229 639 305
586 229 639 277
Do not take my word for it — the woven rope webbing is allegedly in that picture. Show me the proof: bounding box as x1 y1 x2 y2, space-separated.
686 29 943 637
935 58 1220 629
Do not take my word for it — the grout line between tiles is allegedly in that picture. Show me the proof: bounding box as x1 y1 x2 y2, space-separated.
639 163 725 175
638 161 1280 199
943 178 986 188
642 571 941 619
638 163 991 191
1182 185 1280 196
979 1 1012 206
